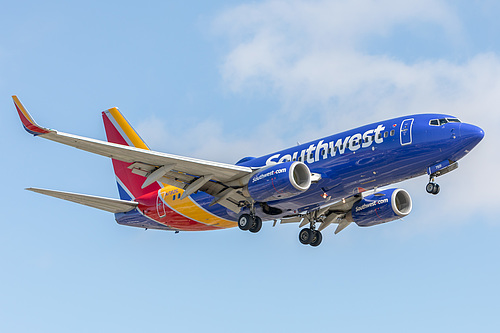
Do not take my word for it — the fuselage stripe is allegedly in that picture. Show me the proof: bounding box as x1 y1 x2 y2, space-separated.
159 186 237 228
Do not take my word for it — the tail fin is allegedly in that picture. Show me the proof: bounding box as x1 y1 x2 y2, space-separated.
102 108 161 200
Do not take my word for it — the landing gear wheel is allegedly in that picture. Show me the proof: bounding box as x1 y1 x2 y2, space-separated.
426 182 440 195
299 228 314 245
249 216 262 233
310 230 322 247
238 214 254 231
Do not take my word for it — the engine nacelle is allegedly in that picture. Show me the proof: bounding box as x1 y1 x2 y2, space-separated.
347 188 412 227
247 161 311 202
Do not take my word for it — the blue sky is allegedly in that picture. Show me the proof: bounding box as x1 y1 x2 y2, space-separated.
1 1 499 332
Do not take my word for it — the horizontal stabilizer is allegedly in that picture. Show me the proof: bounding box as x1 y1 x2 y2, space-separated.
26 188 138 213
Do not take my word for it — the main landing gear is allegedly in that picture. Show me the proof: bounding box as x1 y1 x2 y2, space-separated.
426 177 440 195
299 227 322 247
297 211 323 247
238 214 262 233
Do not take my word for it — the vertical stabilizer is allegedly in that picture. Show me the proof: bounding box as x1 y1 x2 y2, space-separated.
102 108 161 200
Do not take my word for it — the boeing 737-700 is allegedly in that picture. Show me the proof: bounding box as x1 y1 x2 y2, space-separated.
13 96 484 246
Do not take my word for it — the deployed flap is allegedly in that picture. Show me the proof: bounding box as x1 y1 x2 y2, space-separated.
278 194 363 230
26 188 138 213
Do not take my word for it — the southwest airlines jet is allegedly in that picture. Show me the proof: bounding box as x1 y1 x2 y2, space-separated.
13 96 484 247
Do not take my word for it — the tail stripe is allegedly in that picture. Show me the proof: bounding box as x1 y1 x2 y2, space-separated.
102 107 238 230
102 109 161 200
116 178 134 201
106 108 149 150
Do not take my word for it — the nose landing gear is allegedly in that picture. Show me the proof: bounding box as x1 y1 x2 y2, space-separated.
426 177 440 195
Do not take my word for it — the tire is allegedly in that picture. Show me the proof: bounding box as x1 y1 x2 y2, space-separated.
299 228 313 245
432 184 440 195
426 183 435 194
310 230 322 247
249 216 262 233
238 214 253 231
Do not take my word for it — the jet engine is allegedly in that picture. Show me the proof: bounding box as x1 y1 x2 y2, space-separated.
347 188 412 226
247 161 311 202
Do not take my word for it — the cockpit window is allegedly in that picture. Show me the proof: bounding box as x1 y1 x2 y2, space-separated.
429 118 461 126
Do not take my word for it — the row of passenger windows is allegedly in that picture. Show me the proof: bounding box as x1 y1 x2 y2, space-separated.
429 118 461 126
293 129 396 161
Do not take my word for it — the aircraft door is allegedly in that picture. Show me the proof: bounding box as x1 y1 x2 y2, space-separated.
400 118 414 146
156 190 167 218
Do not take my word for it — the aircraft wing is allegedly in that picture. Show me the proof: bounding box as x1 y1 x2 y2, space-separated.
26 188 138 213
14 96 254 205
280 193 363 234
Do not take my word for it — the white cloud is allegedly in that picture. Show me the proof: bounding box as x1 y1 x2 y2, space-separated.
135 0 498 227
136 115 288 164
211 0 500 224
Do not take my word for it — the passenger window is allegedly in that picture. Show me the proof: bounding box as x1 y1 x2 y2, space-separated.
384 132 388 138
390 130 395 136
178 194 181 199
172 196 176 201
377 133 382 139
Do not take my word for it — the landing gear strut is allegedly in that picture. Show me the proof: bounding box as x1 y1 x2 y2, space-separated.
426 177 440 195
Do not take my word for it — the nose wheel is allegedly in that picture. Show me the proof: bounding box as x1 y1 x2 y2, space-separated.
426 178 440 195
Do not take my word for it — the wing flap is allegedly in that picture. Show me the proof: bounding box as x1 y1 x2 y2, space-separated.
27 188 138 213
278 194 363 233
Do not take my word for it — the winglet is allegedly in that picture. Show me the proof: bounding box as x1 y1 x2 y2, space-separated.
12 96 54 136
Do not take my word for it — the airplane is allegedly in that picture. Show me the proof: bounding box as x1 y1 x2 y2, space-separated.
13 95 484 247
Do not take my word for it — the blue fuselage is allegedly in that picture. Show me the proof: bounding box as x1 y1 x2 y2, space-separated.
189 113 484 221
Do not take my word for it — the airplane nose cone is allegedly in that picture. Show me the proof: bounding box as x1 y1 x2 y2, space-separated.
460 123 485 146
